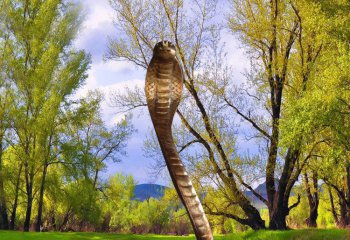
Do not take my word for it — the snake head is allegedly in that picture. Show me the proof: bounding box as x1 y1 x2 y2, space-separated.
153 40 176 60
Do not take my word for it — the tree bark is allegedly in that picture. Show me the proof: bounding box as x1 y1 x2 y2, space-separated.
268 148 301 230
10 163 23 230
0 185 9 230
346 165 350 206
269 206 288 230
35 163 48 232
23 189 33 231
101 212 111 232
304 171 319 228
337 193 349 228
0 143 9 230
93 169 99 189
59 207 72 231
23 163 34 232
0 173 9 230
328 187 339 225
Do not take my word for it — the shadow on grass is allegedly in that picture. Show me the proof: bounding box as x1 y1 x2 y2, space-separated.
1 229 350 240
0 231 198 240
242 229 350 240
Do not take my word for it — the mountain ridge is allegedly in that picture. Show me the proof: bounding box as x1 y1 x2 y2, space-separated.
133 183 168 201
133 181 275 210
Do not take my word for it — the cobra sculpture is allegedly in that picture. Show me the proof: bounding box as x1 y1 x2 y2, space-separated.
145 41 213 240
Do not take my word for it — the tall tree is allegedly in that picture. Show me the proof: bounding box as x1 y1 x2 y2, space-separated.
303 170 319 227
2 0 90 231
292 0 350 228
107 0 266 229
108 0 346 230
4 148 24 230
0 0 11 229
60 92 134 188
227 0 331 229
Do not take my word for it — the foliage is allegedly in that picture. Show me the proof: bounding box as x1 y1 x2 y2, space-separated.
0 0 350 235
107 0 350 231
0 0 134 232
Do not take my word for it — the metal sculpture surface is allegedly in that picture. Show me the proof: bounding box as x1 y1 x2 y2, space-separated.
145 41 213 240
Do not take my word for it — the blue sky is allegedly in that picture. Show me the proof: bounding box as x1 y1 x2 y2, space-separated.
73 0 254 186
73 0 162 185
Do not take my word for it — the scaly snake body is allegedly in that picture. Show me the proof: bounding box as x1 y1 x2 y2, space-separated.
145 41 213 240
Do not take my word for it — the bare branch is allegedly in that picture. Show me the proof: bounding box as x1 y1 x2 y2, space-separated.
203 203 251 226
224 96 271 140
236 176 269 207
178 139 201 153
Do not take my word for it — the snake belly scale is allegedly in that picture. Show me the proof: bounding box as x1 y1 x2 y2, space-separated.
145 41 213 240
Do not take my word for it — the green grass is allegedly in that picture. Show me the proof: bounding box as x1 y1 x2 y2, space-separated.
0 229 349 240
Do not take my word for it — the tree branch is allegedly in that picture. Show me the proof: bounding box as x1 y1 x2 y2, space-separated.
203 203 251 226
288 194 301 213
237 176 269 207
323 178 348 205
176 110 231 185
177 139 201 153
224 96 271 140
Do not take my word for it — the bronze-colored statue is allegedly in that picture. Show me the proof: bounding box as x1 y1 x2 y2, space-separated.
145 41 213 240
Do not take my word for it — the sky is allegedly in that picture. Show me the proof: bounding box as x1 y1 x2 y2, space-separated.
73 0 253 186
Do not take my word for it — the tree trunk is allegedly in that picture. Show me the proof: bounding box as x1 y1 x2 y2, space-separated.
304 172 319 228
23 189 33 231
10 163 23 230
47 207 56 231
101 212 111 232
35 163 48 232
93 169 99 189
59 207 72 231
0 145 9 230
0 176 9 230
328 187 339 225
23 165 34 232
305 203 318 228
268 148 301 230
337 193 349 228
240 201 266 230
0 200 9 230
269 214 287 230
269 202 288 230
346 164 350 207
346 165 350 225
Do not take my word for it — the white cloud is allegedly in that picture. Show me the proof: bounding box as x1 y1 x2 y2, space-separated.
74 60 143 96
71 0 253 185
80 0 114 29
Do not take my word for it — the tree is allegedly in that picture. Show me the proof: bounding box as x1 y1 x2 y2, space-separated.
1 0 90 231
110 0 350 230
1 147 25 230
227 0 335 229
102 173 136 232
303 170 319 227
107 0 269 229
60 92 134 189
0 0 12 229
0 0 138 232
288 0 350 228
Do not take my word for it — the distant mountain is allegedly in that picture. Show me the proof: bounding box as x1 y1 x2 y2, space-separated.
133 184 168 201
244 179 279 210
133 181 284 210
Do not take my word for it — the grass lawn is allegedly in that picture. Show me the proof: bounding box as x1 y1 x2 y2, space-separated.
0 229 350 240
